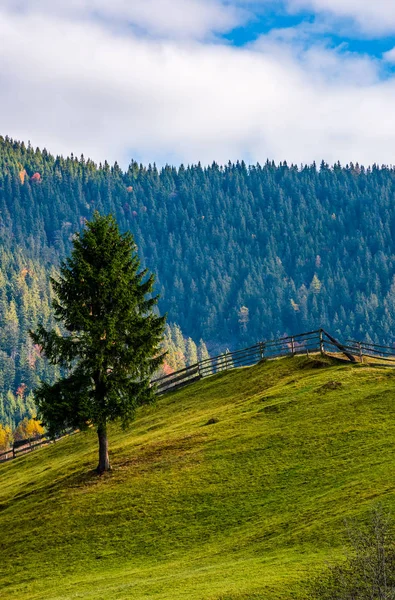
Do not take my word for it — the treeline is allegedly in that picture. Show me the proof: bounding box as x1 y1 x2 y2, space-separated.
3 135 395 421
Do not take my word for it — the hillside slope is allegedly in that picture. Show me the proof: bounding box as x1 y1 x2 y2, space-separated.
2 356 395 600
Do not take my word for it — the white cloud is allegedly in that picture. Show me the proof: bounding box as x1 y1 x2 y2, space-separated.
0 7 395 168
383 47 395 63
235 0 395 36
253 26 379 85
0 0 248 39
278 0 395 36
6 0 395 39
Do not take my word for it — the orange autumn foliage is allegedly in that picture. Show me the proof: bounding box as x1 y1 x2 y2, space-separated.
16 383 27 399
162 362 174 375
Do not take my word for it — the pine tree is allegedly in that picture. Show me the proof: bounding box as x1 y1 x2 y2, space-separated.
30 213 166 473
171 323 186 369
185 338 198 366
197 339 211 374
198 339 210 363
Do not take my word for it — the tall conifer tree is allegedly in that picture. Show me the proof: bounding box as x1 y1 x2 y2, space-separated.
30 213 166 473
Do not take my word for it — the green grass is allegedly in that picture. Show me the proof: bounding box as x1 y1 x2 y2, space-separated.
2 355 395 599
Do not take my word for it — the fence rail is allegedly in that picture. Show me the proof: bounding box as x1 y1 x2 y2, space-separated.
344 339 395 364
150 328 358 395
0 429 77 464
151 328 395 395
3 328 395 465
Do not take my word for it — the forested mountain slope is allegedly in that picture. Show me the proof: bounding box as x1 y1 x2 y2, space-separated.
2 135 395 421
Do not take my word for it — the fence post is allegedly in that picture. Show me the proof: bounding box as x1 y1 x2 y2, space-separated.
358 342 363 363
260 342 265 360
321 329 357 363
291 336 295 357
319 329 324 355
197 361 202 378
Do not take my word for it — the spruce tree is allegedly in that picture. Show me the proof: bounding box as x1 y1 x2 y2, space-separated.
185 337 198 366
30 213 166 473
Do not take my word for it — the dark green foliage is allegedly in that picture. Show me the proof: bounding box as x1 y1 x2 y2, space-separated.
30 213 166 447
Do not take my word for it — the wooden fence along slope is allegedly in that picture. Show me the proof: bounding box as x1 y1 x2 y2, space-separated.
0 430 77 463
1 328 395 464
152 328 370 395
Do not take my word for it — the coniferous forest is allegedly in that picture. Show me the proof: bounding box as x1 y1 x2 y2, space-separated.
2 134 395 427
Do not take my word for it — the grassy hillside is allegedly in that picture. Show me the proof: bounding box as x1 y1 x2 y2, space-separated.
2 355 395 600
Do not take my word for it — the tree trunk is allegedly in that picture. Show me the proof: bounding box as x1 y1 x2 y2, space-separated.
97 422 111 474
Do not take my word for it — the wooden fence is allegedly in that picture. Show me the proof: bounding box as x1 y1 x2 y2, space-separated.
152 328 361 395
0 429 76 464
2 328 395 465
344 339 395 365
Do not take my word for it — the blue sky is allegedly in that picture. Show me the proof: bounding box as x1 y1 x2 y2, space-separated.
227 12 395 57
226 13 311 45
1 0 395 167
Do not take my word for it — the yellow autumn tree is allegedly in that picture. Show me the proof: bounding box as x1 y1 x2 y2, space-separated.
25 418 45 439
13 417 44 441
0 424 13 451
311 274 322 295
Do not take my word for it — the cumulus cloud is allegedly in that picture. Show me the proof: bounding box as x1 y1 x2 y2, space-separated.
383 47 395 63
0 0 248 39
235 0 395 36
271 0 395 36
253 26 379 85
3 0 395 39
0 5 395 168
